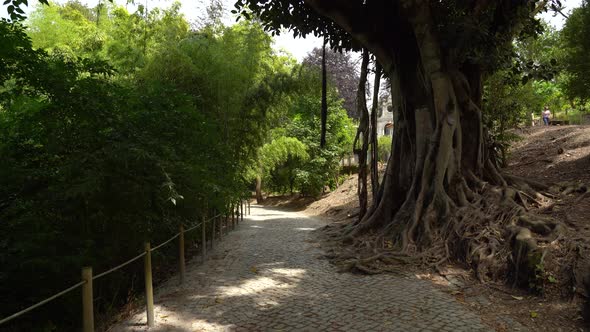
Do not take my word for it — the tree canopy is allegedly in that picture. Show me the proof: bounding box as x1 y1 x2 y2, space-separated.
562 0 590 102
303 47 360 118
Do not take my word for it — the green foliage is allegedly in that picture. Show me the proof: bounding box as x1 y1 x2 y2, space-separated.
529 261 546 294
258 136 308 194
27 1 103 57
259 89 354 196
0 2 358 329
26 1 190 73
562 1 590 102
483 68 542 166
260 137 309 173
245 56 355 198
483 20 576 165
0 7 281 329
284 89 354 196
303 48 359 118
377 136 392 162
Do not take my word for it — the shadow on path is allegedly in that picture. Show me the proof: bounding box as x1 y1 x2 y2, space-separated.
110 205 491 332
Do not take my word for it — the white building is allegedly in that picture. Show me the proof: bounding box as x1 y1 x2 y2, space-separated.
340 94 393 166
375 94 393 137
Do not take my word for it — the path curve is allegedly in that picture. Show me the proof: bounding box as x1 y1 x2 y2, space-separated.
112 205 491 332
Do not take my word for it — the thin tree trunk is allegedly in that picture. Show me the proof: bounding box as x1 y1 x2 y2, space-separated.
370 61 382 200
354 49 370 220
255 174 263 204
320 37 328 148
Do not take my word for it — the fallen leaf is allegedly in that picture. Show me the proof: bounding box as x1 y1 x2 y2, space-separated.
530 311 538 318
250 266 258 274
511 296 524 300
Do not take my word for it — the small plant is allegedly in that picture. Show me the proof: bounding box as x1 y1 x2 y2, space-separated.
528 261 546 294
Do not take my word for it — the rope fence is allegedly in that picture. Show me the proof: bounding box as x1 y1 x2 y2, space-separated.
0 280 86 325
93 251 147 281
0 199 252 331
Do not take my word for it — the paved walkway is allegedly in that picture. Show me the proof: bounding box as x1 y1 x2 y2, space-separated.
112 205 491 332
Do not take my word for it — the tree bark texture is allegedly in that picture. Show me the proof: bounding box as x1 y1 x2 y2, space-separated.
370 61 382 201
320 37 328 148
353 49 370 221
255 174 263 204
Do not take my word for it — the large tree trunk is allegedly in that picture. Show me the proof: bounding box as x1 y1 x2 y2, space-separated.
353 49 370 220
302 0 561 287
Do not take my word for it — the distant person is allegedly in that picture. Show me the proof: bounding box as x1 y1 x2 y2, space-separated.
542 106 551 126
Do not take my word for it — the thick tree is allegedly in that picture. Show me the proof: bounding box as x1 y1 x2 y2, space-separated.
236 0 564 283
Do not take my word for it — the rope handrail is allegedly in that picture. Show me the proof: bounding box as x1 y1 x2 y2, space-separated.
93 251 147 280
151 233 180 252
0 212 226 326
0 280 86 325
183 213 222 233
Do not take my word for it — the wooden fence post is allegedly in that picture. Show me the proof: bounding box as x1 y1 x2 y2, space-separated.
179 224 185 285
201 216 207 263
81 267 94 332
144 242 154 327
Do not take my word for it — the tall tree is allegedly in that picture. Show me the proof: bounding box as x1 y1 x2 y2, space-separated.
303 47 360 118
320 37 328 148
370 61 382 200
237 0 563 282
353 49 370 220
562 1 590 102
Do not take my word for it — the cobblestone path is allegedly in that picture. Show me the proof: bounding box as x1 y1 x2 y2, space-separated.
112 205 492 332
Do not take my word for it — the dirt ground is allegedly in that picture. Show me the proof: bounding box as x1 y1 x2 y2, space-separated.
264 125 590 331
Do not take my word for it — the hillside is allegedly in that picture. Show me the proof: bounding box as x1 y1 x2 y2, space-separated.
292 125 590 331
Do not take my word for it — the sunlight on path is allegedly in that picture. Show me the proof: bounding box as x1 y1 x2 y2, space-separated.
110 206 491 332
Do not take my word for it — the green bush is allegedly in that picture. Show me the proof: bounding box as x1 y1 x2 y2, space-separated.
378 136 392 162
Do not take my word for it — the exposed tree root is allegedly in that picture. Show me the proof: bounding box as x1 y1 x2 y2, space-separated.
311 0 585 297
320 175 580 293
